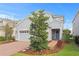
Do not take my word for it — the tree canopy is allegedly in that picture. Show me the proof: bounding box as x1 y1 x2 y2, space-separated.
29 10 49 51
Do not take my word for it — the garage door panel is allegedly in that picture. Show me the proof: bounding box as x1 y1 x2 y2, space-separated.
19 33 30 40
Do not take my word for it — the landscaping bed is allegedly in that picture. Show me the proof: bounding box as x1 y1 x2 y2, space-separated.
0 40 15 44
14 40 65 56
15 40 79 56
0 36 15 44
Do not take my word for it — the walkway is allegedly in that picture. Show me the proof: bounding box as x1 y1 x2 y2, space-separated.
48 40 58 49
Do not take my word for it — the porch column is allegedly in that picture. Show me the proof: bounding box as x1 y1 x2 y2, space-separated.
48 28 52 41
60 28 63 40
17 31 20 40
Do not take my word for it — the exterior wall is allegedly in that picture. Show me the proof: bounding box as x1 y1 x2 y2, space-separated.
3 20 16 28
47 28 52 41
0 30 5 36
73 12 79 36
0 18 17 37
48 16 64 40
15 18 31 41
14 14 64 41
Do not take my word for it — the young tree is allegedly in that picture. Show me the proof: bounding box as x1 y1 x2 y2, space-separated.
4 24 13 41
29 10 49 51
63 29 71 41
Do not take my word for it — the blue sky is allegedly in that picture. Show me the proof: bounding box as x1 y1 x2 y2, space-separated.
0 3 79 30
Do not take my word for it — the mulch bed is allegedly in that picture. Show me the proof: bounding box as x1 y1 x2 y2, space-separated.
20 40 66 55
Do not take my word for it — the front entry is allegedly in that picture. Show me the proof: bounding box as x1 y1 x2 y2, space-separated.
52 29 60 40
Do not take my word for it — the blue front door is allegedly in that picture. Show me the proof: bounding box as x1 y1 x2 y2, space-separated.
52 29 60 40
56 30 59 39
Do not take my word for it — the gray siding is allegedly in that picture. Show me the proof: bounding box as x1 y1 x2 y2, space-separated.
73 12 79 36
14 14 64 41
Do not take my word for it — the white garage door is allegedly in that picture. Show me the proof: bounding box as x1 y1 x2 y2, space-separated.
19 30 30 41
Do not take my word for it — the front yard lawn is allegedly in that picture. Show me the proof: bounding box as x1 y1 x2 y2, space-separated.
13 41 79 56
55 41 79 56
13 52 29 56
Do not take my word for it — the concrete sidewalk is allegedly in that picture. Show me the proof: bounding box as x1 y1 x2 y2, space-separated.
48 40 58 49
0 41 30 56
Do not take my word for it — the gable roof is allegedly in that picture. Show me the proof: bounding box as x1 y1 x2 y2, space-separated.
46 12 64 24
15 16 31 28
15 12 64 28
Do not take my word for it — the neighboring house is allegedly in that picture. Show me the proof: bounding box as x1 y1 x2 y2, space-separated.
14 13 64 41
0 18 17 36
73 11 79 37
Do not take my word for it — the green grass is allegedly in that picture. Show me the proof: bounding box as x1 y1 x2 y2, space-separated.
0 41 6 44
0 40 14 45
56 42 79 56
14 41 79 56
13 52 29 56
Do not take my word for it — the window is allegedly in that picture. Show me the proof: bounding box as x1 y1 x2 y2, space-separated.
19 30 29 33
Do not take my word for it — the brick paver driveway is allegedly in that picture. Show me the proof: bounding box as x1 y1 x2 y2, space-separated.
0 41 30 56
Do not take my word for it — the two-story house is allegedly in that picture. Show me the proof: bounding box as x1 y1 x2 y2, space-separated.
13 12 64 41
0 18 17 36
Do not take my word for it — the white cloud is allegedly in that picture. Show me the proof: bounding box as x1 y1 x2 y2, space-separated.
0 10 20 20
0 14 18 20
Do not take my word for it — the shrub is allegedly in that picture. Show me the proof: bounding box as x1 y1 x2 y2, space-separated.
63 29 73 41
6 36 15 41
74 36 79 45
0 36 5 41
63 34 73 41
11 36 15 41
4 24 13 41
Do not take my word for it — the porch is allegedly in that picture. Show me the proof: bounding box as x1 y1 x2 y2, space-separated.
51 29 60 40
